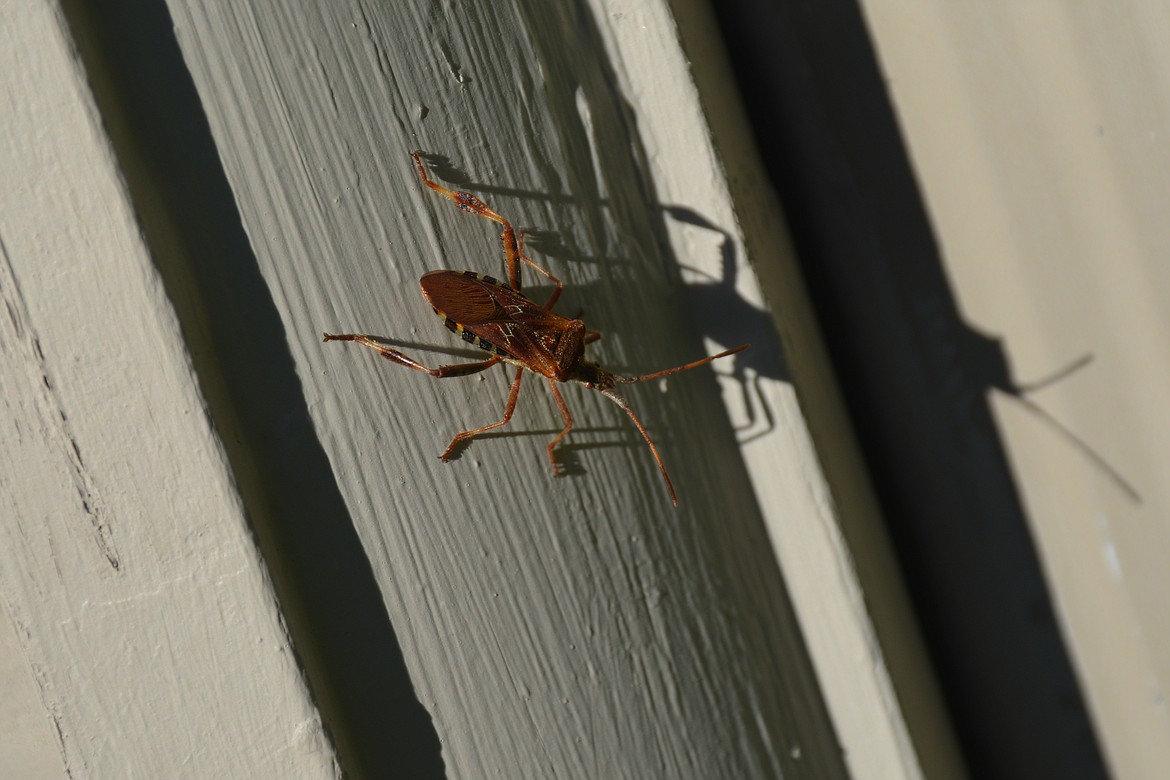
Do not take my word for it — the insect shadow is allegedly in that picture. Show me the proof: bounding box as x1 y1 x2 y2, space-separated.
535 194 1135 496
518 207 789 445
520 223 783 446
660 205 790 444
423 153 788 445
415 153 1133 496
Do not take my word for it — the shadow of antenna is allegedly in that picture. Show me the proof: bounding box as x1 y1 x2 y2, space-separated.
1015 353 1095 393
1003 353 1141 503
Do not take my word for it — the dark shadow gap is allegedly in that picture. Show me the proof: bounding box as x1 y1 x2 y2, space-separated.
58 2 445 777
707 0 1109 777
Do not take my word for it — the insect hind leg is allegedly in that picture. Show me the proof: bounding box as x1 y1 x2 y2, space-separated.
545 380 574 476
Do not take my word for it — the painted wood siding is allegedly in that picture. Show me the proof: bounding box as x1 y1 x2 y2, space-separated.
1 0 945 777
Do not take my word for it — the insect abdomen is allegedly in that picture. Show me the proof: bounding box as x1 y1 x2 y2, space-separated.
430 270 513 357
439 315 509 356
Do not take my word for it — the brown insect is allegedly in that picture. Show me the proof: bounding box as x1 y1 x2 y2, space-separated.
324 151 748 506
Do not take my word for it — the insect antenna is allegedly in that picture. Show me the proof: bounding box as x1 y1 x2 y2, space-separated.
616 344 749 385
599 344 749 507
598 388 680 507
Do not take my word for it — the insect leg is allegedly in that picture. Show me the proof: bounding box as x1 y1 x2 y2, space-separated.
410 151 526 291
517 229 564 309
440 368 525 461
545 380 574 476
620 344 749 384
323 333 500 377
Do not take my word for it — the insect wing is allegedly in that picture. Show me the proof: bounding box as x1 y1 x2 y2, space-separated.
421 271 504 321
420 271 577 376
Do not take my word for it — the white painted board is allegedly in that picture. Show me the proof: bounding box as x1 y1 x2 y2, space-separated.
0 1 338 776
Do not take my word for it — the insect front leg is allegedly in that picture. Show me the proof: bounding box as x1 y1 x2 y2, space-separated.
440 368 525 461
323 333 501 377
411 152 566 301
411 151 526 290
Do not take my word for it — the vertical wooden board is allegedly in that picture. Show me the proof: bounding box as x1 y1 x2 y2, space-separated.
861 1 1170 776
594 1 947 777
0 1 337 777
0 603 62 778
158 0 865 776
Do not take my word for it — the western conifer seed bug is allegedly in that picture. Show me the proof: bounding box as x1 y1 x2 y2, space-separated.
324 151 748 506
